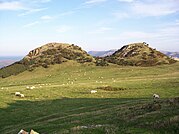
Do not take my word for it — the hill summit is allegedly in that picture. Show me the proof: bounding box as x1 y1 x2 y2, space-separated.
105 42 176 66
21 43 94 68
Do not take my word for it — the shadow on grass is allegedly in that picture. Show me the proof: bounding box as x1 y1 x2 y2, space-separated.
0 97 178 134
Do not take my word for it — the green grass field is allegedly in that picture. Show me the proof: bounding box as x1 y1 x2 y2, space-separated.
0 61 179 134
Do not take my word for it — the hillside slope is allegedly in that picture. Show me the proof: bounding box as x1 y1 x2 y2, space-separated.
0 61 179 134
105 42 176 66
0 43 95 78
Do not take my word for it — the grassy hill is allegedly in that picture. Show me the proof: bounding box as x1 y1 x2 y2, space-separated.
0 43 95 78
105 42 176 66
0 61 178 134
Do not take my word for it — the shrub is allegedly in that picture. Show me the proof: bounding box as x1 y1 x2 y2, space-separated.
95 58 109 66
42 63 48 68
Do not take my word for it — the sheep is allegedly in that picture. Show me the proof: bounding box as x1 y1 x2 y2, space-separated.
18 129 28 134
15 92 21 96
26 86 30 89
30 86 35 90
30 129 39 134
153 94 160 99
20 94 25 98
91 90 97 94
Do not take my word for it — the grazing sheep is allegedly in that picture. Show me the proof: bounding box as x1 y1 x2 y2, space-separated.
153 94 160 99
91 90 97 94
15 92 21 96
18 129 28 134
20 94 25 98
30 86 35 90
30 129 39 134
26 86 30 89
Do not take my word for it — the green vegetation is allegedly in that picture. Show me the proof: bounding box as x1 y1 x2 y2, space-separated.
0 62 28 78
0 61 178 134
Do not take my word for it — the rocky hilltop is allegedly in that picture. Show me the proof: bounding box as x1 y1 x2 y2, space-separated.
0 43 95 78
21 43 94 68
105 42 176 66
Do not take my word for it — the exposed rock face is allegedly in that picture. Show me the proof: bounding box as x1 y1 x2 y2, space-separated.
105 42 176 66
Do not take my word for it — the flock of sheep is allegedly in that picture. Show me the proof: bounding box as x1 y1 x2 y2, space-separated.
14 84 53 98
15 85 160 100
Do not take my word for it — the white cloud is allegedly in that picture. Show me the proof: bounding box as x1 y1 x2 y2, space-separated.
107 23 179 51
89 27 112 34
0 1 25 10
112 12 129 20
118 0 134 2
56 25 72 33
23 21 39 28
114 0 179 20
19 7 48 16
40 15 53 20
37 0 52 3
58 11 75 17
131 0 179 16
84 0 107 5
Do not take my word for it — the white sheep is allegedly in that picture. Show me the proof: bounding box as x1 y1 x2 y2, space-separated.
30 86 35 89
18 129 26 134
91 90 97 94
15 92 21 96
20 94 25 98
153 94 160 99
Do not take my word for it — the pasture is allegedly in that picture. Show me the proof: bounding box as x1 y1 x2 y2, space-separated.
0 61 179 134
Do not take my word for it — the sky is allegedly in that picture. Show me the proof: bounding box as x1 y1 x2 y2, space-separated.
0 0 179 56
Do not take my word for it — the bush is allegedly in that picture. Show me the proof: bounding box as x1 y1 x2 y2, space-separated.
97 86 128 91
42 63 48 68
95 58 109 66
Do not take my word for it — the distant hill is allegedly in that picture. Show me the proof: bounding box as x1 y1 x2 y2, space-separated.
105 42 176 66
88 49 117 57
0 43 95 78
0 56 23 69
161 51 179 58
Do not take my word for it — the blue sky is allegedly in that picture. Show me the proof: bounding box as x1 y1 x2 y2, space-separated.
0 0 179 56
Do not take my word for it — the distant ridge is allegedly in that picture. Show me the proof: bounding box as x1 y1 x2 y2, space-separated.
105 42 176 66
0 56 23 69
161 51 179 58
88 49 117 57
